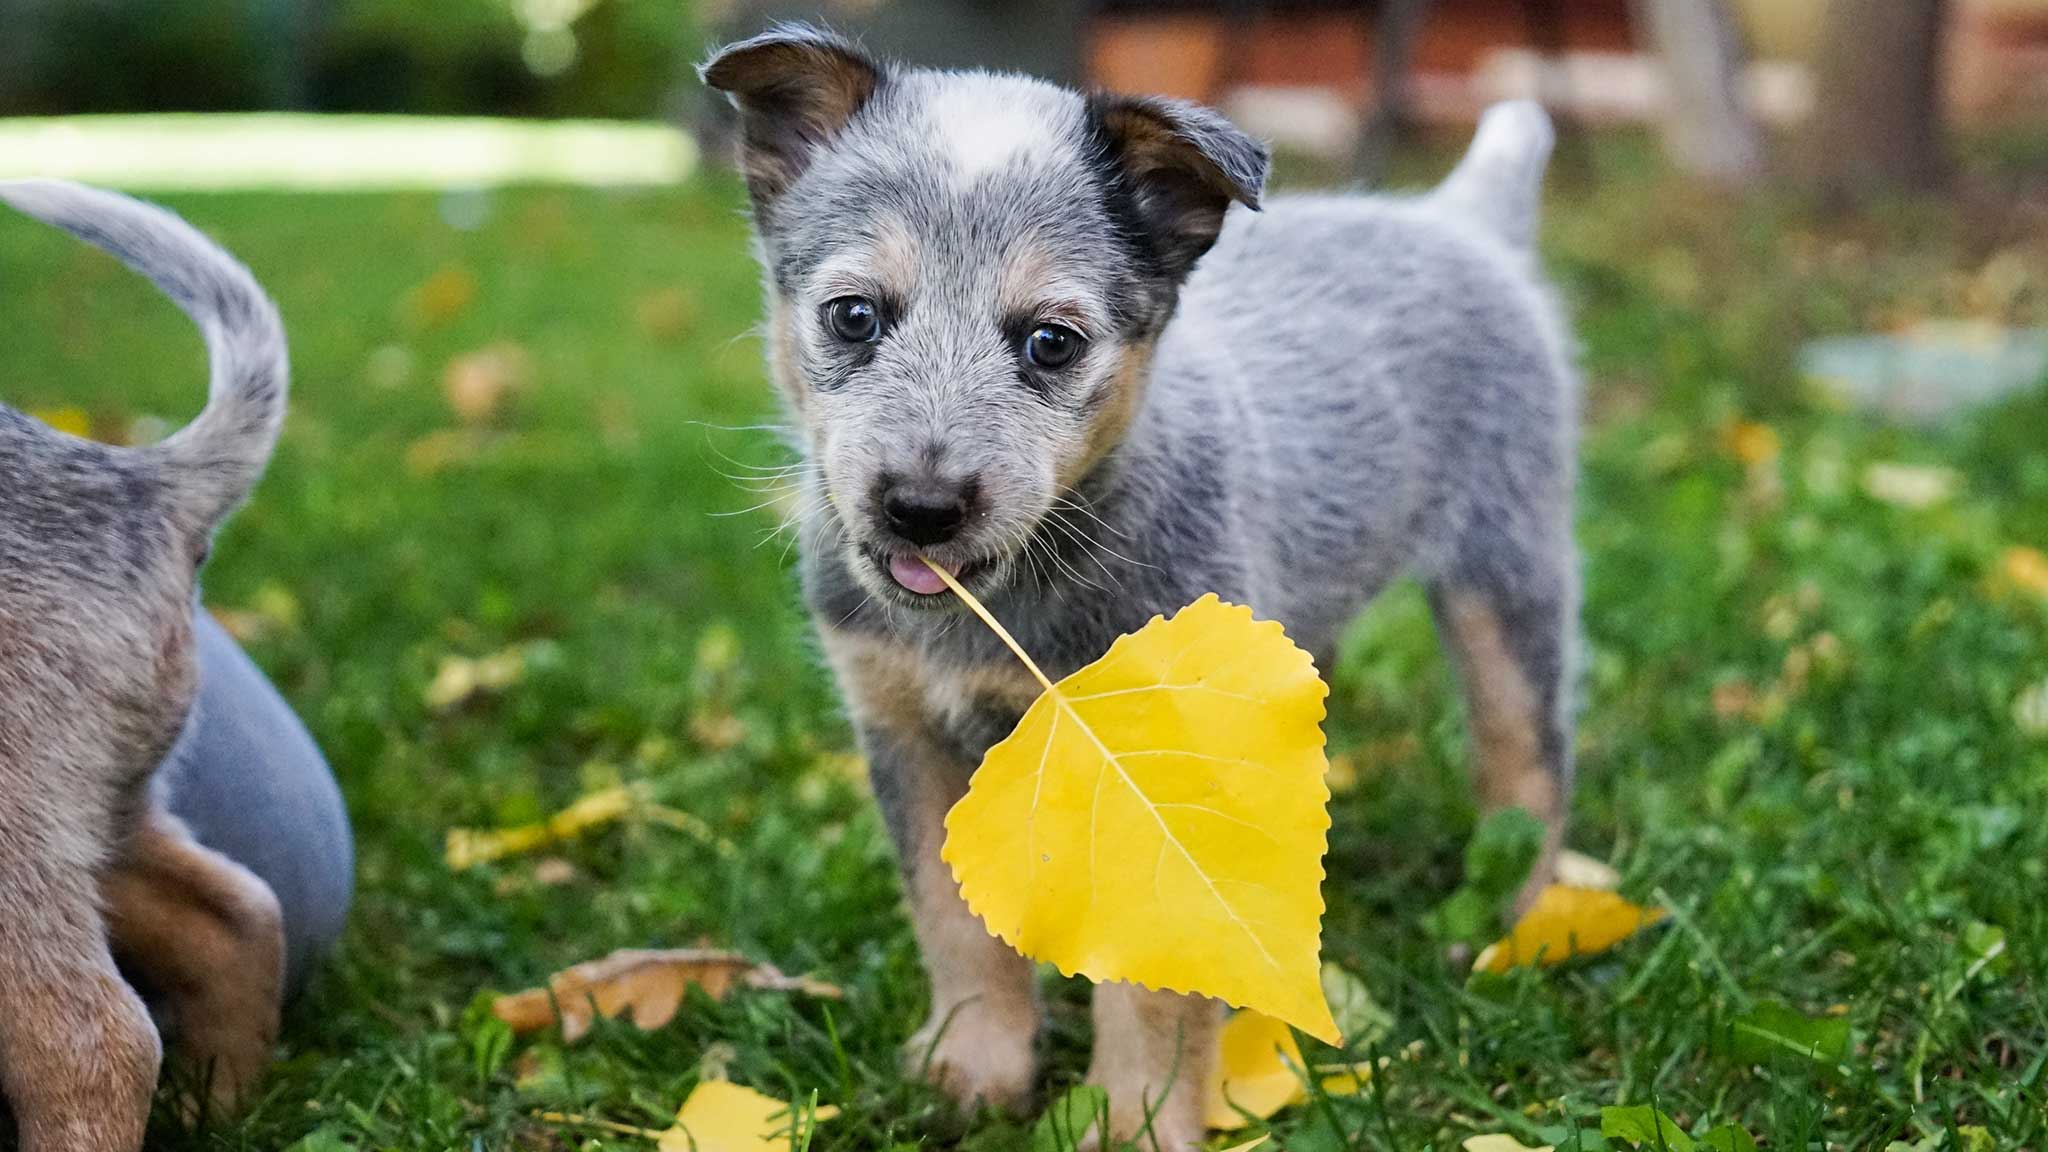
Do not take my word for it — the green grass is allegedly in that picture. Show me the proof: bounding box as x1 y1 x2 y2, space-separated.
1 146 2044 1151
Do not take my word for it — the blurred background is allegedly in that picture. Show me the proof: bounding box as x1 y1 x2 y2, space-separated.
2 0 2045 192
1 5 2046 1149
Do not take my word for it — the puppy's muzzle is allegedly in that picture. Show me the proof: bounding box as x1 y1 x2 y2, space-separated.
879 473 980 548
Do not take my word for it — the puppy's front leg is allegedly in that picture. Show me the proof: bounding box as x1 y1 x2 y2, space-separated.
870 724 1040 1110
1086 984 1218 1152
103 809 284 1113
0 852 161 1151
824 629 1039 1111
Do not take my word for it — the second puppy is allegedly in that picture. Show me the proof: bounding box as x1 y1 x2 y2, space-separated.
0 182 289 1152
705 29 1581 1150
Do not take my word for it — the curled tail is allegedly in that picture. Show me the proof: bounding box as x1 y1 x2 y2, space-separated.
1429 101 1554 252
0 179 287 532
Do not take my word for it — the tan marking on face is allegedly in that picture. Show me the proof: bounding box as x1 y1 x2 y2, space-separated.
1441 591 1558 819
766 297 809 419
1061 338 1156 488
866 216 919 300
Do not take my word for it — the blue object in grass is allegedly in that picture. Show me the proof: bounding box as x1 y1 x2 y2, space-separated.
155 610 354 999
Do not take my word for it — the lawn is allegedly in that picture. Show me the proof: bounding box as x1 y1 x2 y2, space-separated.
1 136 2045 1151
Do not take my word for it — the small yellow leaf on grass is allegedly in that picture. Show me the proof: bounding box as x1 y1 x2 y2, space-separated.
443 341 529 425
1203 1011 1377 1130
492 947 841 1042
1473 886 1666 973
425 645 527 711
1554 850 1621 891
935 572 1339 1044
1464 1135 1554 1152
446 784 632 871
30 405 93 439
1205 1012 1307 1130
1997 546 2048 600
404 264 477 328
657 1081 837 1152
446 782 735 871
1722 421 1780 466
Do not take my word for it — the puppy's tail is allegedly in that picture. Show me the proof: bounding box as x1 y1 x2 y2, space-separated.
0 179 286 532
1429 101 1553 252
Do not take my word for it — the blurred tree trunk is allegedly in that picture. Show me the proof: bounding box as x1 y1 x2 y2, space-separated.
1354 0 1433 185
1802 0 1949 197
1632 0 1761 184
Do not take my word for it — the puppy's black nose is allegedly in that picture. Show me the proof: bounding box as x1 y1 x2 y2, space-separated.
881 478 975 547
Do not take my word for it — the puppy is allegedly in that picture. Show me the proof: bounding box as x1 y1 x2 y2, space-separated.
703 29 1579 1148
0 181 289 1151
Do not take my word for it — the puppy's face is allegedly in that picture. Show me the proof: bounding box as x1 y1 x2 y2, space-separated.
704 30 1267 607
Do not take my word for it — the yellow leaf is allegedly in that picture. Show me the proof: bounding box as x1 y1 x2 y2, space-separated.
635 284 701 341
1464 1135 1555 1152
492 947 841 1042
1325 752 1360 795
1721 421 1779 465
1316 1059 1383 1097
445 784 633 871
1997 546 2048 600
1472 886 1667 973
30 405 92 438
1204 1012 1307 1130
933 565 1339 1044
404 263 477 328
424 644 527 711
657 1081 837 1152
1554 850 1621 892
442 341 529 426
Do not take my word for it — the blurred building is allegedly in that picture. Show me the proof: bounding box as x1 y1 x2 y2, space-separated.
713 0 2046 167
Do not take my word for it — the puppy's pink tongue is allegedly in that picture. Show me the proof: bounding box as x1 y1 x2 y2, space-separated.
888 554 952 595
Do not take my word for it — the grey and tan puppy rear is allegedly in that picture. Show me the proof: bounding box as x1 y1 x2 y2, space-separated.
704 29 1579 1149
0 181 291 1152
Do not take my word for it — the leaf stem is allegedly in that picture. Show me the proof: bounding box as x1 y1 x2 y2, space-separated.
923 558 1057 694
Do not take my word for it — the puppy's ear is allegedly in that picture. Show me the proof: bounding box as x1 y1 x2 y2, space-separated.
1090 94 1269 279
700 25 883 210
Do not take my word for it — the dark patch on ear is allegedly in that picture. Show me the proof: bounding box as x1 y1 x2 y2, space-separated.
1087 94 1269 281
700 24 883 211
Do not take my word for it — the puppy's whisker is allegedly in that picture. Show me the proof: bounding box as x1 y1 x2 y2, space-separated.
1051 498 1153 564
1031 516 1106 594
1053 488 1134 542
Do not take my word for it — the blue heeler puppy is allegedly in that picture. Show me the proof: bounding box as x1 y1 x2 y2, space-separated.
0 182 348 1152
703 28 1580 1147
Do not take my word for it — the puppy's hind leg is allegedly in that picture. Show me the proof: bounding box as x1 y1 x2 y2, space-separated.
0 856 161 1152
103 808 284 1115
1428 529 1578 915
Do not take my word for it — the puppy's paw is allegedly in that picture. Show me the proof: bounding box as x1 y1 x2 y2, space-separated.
1083 1065 1204 1152
905 1003 1038 1114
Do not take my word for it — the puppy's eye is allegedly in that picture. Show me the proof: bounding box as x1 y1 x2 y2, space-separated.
1023 324 1083 370
825 296 883 343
